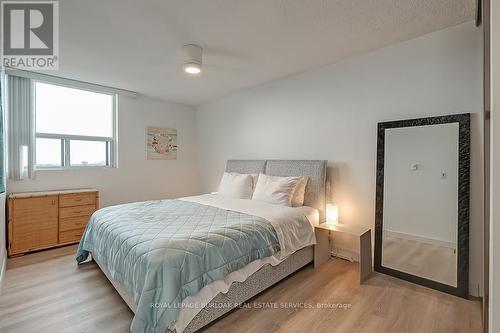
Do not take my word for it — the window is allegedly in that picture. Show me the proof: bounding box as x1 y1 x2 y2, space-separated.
34 81 117 168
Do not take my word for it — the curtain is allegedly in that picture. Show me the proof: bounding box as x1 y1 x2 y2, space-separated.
7 75 35 180
0 71 5 192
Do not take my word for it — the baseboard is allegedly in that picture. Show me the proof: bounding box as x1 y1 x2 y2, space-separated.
384 229 456 249
332 246 359 262
469 282 481 298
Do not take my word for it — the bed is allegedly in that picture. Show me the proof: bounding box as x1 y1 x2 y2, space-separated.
76 160 327 333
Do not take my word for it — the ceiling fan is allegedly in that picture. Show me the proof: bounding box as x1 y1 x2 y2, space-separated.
157 43 245 78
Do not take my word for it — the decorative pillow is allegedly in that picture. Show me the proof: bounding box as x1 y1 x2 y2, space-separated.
291 176 309 207
218 172 254 199
252 173 302 206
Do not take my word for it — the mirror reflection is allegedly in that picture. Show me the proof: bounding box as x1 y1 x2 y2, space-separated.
381 123 459 287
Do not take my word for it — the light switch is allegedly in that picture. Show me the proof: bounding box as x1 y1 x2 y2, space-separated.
410 164 419 171
441 172 447 179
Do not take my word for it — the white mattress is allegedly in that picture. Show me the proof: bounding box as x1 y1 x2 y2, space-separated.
172 194 318 332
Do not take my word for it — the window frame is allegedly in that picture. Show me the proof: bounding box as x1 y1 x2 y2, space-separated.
34 79 118 170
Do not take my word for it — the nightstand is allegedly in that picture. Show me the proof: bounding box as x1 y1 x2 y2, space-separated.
314 223 372 283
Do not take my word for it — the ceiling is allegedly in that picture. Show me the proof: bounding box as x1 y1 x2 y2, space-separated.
57 0 476 106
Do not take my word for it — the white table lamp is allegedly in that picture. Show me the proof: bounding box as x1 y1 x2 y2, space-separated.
327 203 339 225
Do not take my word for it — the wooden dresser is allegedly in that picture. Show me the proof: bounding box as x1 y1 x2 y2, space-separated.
7 189 99 256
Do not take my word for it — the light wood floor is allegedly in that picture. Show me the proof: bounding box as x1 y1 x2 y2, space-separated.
0 245 481 333
382 236 457 286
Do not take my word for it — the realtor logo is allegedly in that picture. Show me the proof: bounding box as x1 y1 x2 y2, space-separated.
1 1 59 69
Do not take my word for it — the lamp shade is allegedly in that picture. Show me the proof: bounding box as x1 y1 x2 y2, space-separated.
327 204 339 224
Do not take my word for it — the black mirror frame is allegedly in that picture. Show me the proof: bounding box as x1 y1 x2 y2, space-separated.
374 113 470 298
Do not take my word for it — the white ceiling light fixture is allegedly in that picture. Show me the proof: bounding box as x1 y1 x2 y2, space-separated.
183 44 202 75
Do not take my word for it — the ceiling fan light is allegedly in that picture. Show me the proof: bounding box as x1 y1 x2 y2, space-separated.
182 44 203 76
184 62 201 75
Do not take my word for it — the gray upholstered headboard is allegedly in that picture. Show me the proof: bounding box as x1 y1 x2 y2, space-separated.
226 159 327 221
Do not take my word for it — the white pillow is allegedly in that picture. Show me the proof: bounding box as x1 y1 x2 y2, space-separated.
250 173 259 190
252 173 302 206
218 172 253 199
291 176 309 207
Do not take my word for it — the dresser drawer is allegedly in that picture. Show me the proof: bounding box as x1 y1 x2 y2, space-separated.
59 205 96 219
59 215 90 232
59 227 85 244
59 192 96 207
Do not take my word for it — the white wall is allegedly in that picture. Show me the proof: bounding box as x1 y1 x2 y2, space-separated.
7 96 200 207
196 22 484 294
489 0 500 331
383 124 458 245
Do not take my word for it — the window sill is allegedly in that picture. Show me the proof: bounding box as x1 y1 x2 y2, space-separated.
35 166 117 171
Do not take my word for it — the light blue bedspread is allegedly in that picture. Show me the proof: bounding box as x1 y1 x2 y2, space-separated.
76 199 280 333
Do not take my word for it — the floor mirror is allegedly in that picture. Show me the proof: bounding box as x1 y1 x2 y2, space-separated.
374 113 470 298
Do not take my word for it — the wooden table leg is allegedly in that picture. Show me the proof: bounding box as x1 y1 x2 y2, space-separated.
314 228 331 268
